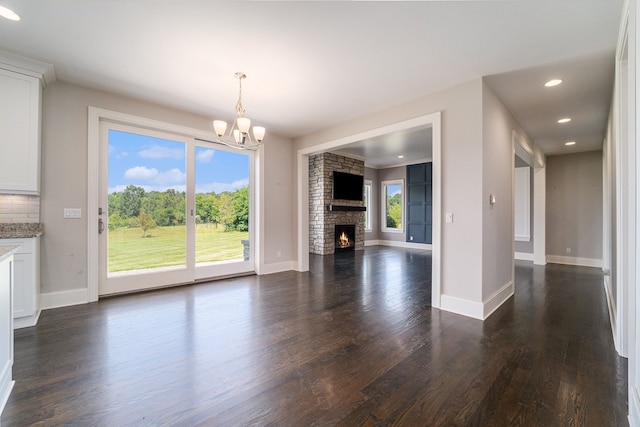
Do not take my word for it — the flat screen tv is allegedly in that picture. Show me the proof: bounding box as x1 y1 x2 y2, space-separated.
332 171 364 201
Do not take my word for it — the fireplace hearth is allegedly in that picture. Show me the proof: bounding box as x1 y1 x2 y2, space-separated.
335 224 355 252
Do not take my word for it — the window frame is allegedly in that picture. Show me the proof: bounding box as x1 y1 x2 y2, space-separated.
364 180 372 232
381 179 404 233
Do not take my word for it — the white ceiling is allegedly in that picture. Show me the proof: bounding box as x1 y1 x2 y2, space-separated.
0 0 624 166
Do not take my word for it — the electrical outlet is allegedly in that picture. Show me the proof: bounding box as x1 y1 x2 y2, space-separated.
566 247 571 254
276 250 282 258
409 236 413 241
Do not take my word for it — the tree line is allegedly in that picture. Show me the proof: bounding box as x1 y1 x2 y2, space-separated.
108 185 249 235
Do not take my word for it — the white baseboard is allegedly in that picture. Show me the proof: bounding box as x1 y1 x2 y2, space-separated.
258 261 296 275
14 309 41 329
630 386 640 427
0 362 14 421
546 255 602 268
440 294 484 320
365 240 432 250
514 252 534 261
41 288 88 310
603 275 621 355
440 280 513 321
483 281 514 319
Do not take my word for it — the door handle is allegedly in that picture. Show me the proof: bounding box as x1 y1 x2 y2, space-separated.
98 218 105 234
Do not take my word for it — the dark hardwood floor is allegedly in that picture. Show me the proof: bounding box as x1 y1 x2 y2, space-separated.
1 247 628 426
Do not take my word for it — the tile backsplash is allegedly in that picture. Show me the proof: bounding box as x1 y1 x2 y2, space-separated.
0 194 40 223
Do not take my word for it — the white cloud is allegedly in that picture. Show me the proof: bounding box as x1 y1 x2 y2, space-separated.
155 168 186 185
196 178 249 194
196 149 214 163
138 145 184 160
124 166 158 180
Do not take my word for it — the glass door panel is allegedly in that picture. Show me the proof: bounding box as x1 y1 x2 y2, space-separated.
194 146 250 266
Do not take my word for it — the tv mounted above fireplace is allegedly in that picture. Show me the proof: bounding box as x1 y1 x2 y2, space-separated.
332 171 364 201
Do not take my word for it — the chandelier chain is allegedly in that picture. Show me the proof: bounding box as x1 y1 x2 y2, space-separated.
235 73 245 117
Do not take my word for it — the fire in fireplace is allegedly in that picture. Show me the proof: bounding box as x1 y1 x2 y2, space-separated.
335 224 355 252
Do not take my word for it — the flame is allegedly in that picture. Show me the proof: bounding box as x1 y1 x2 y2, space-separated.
338 231 351 248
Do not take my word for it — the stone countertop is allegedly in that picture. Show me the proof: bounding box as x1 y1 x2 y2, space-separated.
0 245 19 262
0 223 44 239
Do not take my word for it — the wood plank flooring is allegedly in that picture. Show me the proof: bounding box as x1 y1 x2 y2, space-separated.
0 247 628 426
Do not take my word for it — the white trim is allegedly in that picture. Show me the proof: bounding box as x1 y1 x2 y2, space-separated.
259 261 296 275
631 385 640 427
381 179 404 233
514 252 534 261
40 288 88 310
296 112 442 308
440 280 513 321
440 294 484 320
546 255 603 268
0 49 56 86
604 274 621 354
14 310 41 329
0 368 14 422
483 281 514 319
514 166 531 242
364 180 372 232
365 240 432 250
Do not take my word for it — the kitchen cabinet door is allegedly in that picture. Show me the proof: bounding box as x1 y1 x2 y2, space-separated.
0 68 41 194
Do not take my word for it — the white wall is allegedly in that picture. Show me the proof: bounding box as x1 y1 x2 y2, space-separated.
546 151 604 264
40 81 294 295
481 82 535 304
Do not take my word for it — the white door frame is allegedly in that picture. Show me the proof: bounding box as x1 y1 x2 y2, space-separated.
295 112 442 308
87 107 262 301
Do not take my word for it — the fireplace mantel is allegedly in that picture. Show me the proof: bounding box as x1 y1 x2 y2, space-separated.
327 205 366 212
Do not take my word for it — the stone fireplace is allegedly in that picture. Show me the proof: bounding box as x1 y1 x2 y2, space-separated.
309 153 365 255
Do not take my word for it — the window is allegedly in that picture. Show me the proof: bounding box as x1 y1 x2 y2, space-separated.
514 166 531 241
364 180 372 232
381 179 404 232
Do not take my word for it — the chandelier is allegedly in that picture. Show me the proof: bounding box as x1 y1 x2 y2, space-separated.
212 72 265 150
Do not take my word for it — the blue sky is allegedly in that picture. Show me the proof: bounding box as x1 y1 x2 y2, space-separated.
108 130 249 194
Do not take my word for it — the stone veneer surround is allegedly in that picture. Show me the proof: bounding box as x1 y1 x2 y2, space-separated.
309 153 365 255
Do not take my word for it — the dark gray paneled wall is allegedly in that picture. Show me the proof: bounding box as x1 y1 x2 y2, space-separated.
546 151 603 260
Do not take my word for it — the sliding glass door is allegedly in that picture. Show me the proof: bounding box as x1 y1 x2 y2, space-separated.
98 121 252 295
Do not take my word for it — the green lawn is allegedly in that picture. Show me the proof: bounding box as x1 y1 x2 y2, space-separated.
108 224 248 272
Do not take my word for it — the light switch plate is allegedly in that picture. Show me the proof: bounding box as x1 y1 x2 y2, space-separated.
445 212 454 223
64 208 82 219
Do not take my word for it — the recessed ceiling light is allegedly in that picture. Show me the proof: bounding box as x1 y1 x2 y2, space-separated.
558 118 571 123
565 141 576 146
397 155 404 159
0 5 20 21
544 79 563 87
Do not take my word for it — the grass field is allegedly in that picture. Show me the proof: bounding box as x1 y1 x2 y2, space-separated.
108 224 248 272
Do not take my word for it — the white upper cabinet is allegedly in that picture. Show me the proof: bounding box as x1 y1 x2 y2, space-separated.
0 52 55 195
0 69 41 194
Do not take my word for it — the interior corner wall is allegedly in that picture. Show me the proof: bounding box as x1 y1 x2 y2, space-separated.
546 151 604 263
295 78 485 305
481 81 533 303
40 81 295 295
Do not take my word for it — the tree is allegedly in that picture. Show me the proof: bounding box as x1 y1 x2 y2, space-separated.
217 192 235 231
120 185 145 218
231 187 249 232
137 211 156 237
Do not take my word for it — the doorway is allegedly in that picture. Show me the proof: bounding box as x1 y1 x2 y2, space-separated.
90 110 255 297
